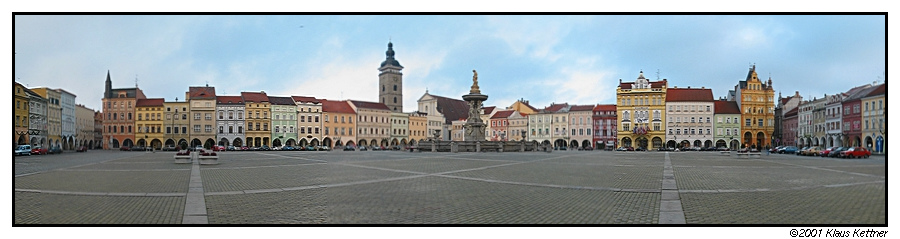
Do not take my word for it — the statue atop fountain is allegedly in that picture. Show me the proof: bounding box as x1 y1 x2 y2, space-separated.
463 70 488 141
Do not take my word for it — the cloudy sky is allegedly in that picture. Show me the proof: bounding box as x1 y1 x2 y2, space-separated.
14 15 885 111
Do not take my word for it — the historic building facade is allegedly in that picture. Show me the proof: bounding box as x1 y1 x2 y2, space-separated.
507 111 527 141
841 84 878 148
861 84 885 154
782 108 799 147
489 110 514 141
293 96 324 147
775 91 803 147
242 91 270 148
135 98 164 149
665 87 714 149
390 112 409 146
322 99 357 148
14 82 29 147
616 71 667 149
186 86 217 148
215 96 245 147
26 88 48 148
33 87 63 149
75 104 96 149
567 105 595 149
59 89 76 150
713 100 741 150
164 101 190 149
100 71 146 149
350 100 392 148
269 96 298 147
408 111 428 144
732 65 775 150
592 104 617 150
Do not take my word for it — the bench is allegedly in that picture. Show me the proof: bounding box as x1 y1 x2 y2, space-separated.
734 152 761 159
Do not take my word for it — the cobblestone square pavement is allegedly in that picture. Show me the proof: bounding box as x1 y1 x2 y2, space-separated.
14 150 885 224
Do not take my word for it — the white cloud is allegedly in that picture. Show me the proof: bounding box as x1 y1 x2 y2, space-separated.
484 16 587 62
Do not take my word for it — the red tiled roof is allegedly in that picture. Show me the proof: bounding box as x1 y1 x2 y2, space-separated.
593 104 616 112
291 96 321 104
714 100 741 114
483 106 496 115
784 107 799 117
322 99 356 114
241 91 269 103
188 86 216 99
268 96 295 105
350 100 391 111
864 83 885 98
666 88 714 102
216 96 243 105
569 104 595 111
135 98 164 107
543 103 569 113
491 110 515 119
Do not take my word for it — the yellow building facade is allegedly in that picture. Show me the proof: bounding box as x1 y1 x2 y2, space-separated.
242 91 271 148
616 71 667 149
14 82 30 146
735 65 775 149
135 98 165 150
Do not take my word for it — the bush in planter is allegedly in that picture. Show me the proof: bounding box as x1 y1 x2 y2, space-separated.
176 150 190 156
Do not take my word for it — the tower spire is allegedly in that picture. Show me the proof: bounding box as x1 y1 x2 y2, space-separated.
105 70 112 99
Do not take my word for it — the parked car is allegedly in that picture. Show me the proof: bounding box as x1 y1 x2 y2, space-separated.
780 146 799 154
163 145 177 151
76 146 87 152
819 147 838 157
226 146 236 151
827 147 848 158
31 146 48 155
261 145 271 151
49 146 63 154
801 146 822 156
320 146 331 151
281 146 293 151
240 146 250 151
119 146 131 151
770 146 784 153
581 146 593 151
616 146 634 151
15 145 32 156
359 146 368 151
840 147 871 158
717 146 730 151
344 146 356 151
635 147 647 151
214 145 225 151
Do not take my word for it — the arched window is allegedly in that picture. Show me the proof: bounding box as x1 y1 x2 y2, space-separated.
393 85 397 91
394 97 397 103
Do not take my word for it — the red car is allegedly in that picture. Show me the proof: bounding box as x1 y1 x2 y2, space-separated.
840 147 871 158
31 147 48 155
76 146 87 152
819 147 838 157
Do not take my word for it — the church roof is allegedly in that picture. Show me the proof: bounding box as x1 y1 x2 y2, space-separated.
426 94 471 124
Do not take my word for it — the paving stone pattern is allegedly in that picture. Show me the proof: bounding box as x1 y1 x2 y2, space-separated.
14 150 885 224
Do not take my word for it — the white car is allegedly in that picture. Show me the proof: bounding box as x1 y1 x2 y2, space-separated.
15 145 31 156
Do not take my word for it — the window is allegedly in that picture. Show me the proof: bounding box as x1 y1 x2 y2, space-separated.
746 119 751 126
758 119 763 127
315 116 319 122
707 117 711 123
238 126 243 133
691 117 695 123
706 106 710 112
218 111 223 120
263 123 268 131
238 111 243 119
676 129 681 135
167 127 172 134
229 126 233 134
301 116 306 122
691 129 695 135
706 129 710 135
182 127 187 133
229 111 233 119
195 113 201 120
194 125 200 132
219 126 224 134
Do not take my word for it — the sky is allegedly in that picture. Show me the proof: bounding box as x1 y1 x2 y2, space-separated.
14 15 885 112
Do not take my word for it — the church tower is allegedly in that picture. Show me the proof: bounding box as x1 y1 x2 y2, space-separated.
104 70 112 99
379 41 404 113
